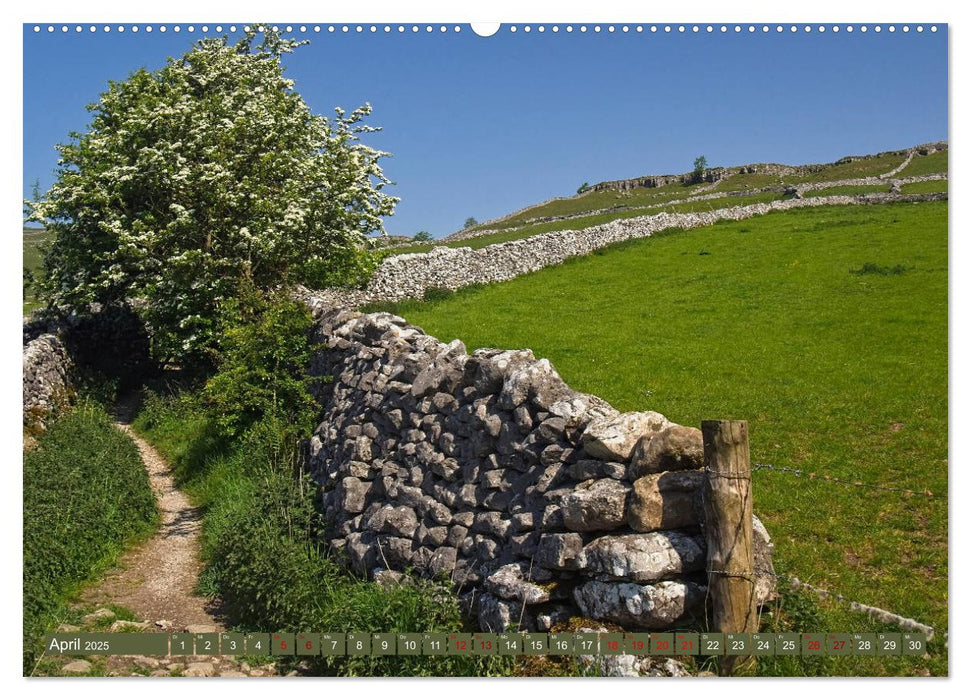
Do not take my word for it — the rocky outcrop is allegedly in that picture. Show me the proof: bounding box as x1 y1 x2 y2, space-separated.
308 307 776 632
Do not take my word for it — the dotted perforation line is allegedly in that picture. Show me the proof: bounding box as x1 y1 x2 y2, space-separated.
31 23 940 35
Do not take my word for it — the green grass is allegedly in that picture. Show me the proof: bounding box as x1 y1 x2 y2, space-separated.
23 227 51 315
368 201 947 676
897 150 948 178
803 185 890 197
23 401 158 674
787 152 910 184
901 179 948 195
713 171 789 191
477 181 710 229
384 193 786 257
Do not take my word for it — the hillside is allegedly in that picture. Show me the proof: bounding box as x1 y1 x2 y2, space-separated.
383 143 946 256
367 199 948 676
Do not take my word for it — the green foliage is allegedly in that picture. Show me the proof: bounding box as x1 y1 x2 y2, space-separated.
23 402 158 673
135 392 515 677
463 216 478 229
692 155 708 183
203 288 319 438
412 230 433 242
576 182 591 195
27 26 396 363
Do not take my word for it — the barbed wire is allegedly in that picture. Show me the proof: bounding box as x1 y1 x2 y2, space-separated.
750 462 945 500
705 568 936 638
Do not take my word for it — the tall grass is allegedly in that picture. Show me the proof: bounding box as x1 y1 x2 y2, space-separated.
23 402 157 673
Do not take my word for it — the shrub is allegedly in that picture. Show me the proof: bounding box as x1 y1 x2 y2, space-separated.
28 26 397 364
203 287 320 438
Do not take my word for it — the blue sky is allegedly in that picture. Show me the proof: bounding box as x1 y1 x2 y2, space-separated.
22 23 947 238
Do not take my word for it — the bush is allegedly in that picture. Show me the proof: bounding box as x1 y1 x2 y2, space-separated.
203 288 320 438
23 402 157 673
28 26 397 364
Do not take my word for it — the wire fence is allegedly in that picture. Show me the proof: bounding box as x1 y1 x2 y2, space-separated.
750 462 945 500
705 566 937 639
701 457 944 640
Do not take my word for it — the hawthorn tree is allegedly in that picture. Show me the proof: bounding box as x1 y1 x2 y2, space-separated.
27 27 397 363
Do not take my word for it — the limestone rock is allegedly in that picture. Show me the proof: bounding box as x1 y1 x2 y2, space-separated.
535 532 584 570
628 425 704 478
580 411 672 462
753 515 777 605
365 505 419 538
561 479 630 532
61 660 93 674
484 563 551 604
626 470 704 532
184 662 216 677
575 531 705 582
477 593 528 633
499 358 573 410
573 579 706 628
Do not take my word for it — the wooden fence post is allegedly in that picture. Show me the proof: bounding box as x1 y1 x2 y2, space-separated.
702 420 757 676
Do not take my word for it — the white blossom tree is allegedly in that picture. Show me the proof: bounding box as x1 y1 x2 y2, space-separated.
27 27 397 363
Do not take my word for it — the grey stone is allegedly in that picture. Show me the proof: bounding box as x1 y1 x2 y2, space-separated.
472 511 512 539
535 532 584 570
484 563 551 604
61 660 93 674
561 479 630 532
628 426 704 478
568 460 627 481
627 470 704 532
580 411 672 462
575 531 705 582
477 593 527 633
339 477 372 514
573 579 706 629
428 546 458 578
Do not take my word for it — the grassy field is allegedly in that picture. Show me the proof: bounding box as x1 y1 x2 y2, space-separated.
804 184 890 197
23 226 51 315
370 201 948 676
897 150 948 178
901 179 948 195
387 193 787 257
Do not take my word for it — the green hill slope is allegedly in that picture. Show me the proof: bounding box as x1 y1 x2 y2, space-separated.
370 200 948 676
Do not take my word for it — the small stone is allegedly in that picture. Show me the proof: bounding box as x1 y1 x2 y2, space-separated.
219 670 248 677
82 608 116 626
110 620 152 632
61 660 92 674
184 624 219 634
183 662 216 677
535 532 584 570
485 563 551 604
56 623 80 633
129 655 160 669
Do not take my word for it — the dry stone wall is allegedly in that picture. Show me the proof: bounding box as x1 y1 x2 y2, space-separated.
307 307 776 632
23 326 73 431
301 191 948 311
